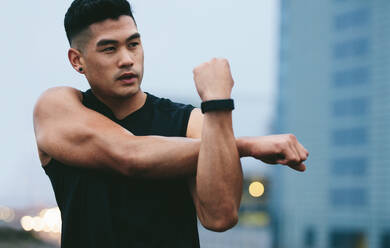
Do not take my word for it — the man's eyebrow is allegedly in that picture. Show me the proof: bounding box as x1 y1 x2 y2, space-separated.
96 39 119 47
126 33 141 42
96 33 141 47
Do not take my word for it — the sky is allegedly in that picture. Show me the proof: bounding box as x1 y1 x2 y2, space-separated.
0 0 279 208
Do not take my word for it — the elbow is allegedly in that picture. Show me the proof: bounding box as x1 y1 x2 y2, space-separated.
201 207 239 232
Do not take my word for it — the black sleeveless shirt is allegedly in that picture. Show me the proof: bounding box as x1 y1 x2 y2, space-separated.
43 89 199 248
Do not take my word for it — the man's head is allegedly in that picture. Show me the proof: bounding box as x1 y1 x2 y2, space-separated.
65 0 144 100
65 0 135 49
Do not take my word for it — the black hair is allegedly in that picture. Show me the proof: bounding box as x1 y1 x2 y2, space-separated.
64 0 135 46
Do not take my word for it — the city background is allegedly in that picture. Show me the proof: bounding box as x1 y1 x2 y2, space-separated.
0 0 389 247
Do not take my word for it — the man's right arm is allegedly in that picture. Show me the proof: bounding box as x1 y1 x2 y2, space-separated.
33 86 200 177
34 87 308 177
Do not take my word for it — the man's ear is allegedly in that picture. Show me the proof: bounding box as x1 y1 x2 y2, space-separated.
68 48 85 74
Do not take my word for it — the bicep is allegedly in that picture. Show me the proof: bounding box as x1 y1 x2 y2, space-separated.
33 87 133 171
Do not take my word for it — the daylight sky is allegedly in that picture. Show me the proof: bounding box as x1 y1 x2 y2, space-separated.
0 0 279 208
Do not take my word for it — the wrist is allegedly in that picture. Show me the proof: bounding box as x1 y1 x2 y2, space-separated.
201 95 231 101
236 137 253 158
201 99 234 114
200 91 231 101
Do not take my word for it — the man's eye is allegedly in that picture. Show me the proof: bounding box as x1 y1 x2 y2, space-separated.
102 47 115 52
128 42 139 48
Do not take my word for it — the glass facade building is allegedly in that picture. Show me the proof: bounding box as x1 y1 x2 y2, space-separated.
272 0 390 247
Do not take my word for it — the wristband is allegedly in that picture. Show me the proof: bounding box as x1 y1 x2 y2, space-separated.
201 99 235 113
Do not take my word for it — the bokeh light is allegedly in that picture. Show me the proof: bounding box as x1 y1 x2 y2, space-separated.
249 181 265 198
21 216 33 231
0 206 15 223
20 207 61 233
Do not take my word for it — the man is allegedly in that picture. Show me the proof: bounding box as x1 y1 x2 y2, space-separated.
33 0 308 247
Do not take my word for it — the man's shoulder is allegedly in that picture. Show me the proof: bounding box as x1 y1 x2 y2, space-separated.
34 87 82 114
36 86 82 105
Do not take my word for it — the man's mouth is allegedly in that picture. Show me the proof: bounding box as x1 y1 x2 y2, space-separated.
117 73 138 84
117 73 137 80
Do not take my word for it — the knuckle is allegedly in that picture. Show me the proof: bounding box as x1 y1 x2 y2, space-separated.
281 138 290 147
288 133 296 141
274 142 283 152
193 66 200 73
287 154 299 164
222 58 229 67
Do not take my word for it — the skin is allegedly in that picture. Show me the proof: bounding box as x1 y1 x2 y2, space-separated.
34 15 308 232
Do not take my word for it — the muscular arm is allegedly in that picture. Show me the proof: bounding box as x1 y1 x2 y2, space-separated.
34 86 200 177
185 110 309 232
181 58 243 231
34 86 307 174
187 108 241 232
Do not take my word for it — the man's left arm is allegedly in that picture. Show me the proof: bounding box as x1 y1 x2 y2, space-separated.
186 103 309 233
186 58 242 232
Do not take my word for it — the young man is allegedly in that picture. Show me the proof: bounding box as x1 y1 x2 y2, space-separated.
33 0 308 247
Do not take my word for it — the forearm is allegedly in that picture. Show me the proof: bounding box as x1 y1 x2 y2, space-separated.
116 135 200 177
193 111 242 231
94 132 250 178
96 129 246 178
113 134 305 177
126 135 250 174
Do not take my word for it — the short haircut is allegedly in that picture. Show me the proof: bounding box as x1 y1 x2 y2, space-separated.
64 0 135 47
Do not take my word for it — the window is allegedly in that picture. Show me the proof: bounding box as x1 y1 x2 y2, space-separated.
332 98 369 117
331 157 367 176
330 188 367 207
329 231 367 248
304 227 316 248
382 232 390 248
334 8 369 31
332 67 370 87
333 38 369 59
332 127 368 146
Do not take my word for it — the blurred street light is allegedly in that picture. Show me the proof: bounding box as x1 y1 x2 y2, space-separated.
249 181 265 198
20 207 61 233
0 205 15 222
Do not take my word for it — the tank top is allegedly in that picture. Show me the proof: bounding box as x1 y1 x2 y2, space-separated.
43 89 199 247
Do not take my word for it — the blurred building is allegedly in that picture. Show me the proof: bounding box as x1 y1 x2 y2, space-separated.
272 0 390 248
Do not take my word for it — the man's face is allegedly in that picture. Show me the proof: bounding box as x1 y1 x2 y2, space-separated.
80 15 144 99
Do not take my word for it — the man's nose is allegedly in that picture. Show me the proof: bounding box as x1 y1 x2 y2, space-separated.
118 49 134 68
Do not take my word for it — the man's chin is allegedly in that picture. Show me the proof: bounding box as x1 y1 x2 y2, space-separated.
113 86 141 99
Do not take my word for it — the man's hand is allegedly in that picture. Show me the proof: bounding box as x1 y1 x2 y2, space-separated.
238 134 309 172
193 58 234 101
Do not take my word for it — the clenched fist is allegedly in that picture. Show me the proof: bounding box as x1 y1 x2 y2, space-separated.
193 58 234 101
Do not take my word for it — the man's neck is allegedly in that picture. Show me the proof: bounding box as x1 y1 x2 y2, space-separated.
92 89 147 120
